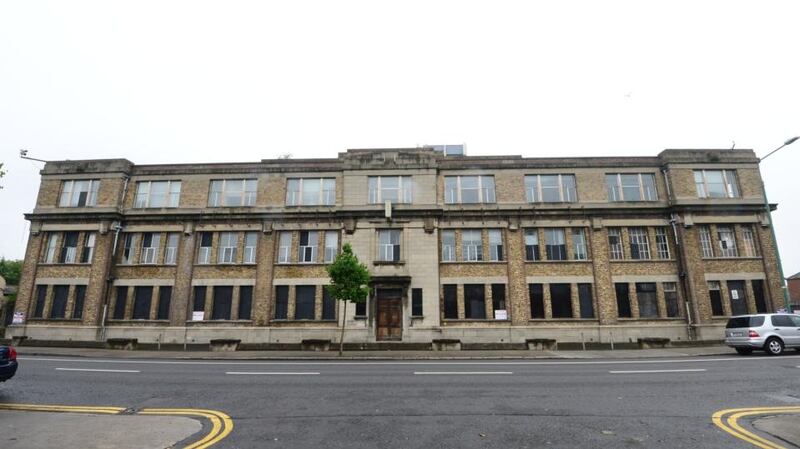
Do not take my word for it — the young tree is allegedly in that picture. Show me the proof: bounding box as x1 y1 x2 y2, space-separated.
325 243 370 356
0 258 22 285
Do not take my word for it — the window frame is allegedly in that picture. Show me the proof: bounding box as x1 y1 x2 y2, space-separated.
368 176 413 204
140 232 161 265
608 228 624 260
277 232 292 264
524 229 540 261
628 227 651 260
524 174 578 203
717 225 738 258
134 180 181 208
59 179 100 207
217 232 239 264
286 177 336 206
441 230 456 262
444 175 496 204
324 231 339 263
605 173 658 202
488 229 504 261
571 228 588 260
298 231 319 263
694 169 740 199
461 229 483 262
544 228 567 261
654 227 671 259
208 178 257 207
164 233 180 265
699 225 714 258
376 229 401 262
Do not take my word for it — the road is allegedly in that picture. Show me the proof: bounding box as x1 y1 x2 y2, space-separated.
4 353 800 448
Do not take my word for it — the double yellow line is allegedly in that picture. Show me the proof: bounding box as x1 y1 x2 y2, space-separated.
0 403 233 449
712 406 800 449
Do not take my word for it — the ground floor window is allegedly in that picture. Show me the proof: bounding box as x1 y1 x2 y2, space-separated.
550 283 572 318
443 284 458 319
295 285 316 320
491 284 506 319
615 283 632 318
114 286 129 320
529 284 545 319
211 286 233 320
275 286 289 319
751 280 767 313
49 285 69 319
411 288 423 317
73 285 86 320
663 282 679 317
578 283 594 319
636 283 658 318
708 281 724 316
157 286 172 320
133 286 154 320
464 284 486 319
322 288 336 320
239 286 253 320
727 280 749 316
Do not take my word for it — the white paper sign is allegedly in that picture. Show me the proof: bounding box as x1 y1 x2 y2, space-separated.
192 311 205 321
731 290 739 300
12 312 25 324
495 310 508 320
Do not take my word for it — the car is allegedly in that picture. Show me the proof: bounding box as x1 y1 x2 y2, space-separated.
725 313 800 356
0 345 18 382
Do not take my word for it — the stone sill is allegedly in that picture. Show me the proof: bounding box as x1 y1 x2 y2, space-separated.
443 319 511 323
702 257 762 261
274 263 330 267
441 261 507 265
529 318 600 322
36 263 93 267
27 318 83 323
609 259 676 263
192 263 258 267
118 264 179 268
523 260 593 264
108 319 171 325
353 316 367 320
373 260 406 266
269 319 338 324
186 320 254 325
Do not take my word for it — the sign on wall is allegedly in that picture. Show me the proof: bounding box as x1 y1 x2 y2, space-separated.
12 312 25 324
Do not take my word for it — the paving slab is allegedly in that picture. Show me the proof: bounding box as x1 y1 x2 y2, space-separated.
753 415 800 448
0 410 202 449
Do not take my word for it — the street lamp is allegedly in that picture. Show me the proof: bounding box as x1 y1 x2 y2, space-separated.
759 136 799 312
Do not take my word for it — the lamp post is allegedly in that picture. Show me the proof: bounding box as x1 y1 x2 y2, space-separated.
759 136 799 312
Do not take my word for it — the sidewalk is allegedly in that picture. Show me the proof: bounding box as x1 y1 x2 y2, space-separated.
16 344 736 360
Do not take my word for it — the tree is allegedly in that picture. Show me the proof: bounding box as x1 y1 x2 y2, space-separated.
325 243 371 356
0 258 22 285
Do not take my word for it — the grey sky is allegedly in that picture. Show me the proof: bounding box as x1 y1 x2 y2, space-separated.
1 1 798 274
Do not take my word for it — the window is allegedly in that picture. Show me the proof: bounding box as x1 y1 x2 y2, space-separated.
134 180 181 208
636 283 658 318
694 169 739 198
210 286 233 320
752 280 767 314
368 176 413 204
606 173 658 201
141 233 161 265
377 229 401 262
771 315 795 327
443 284 458 319
608 228 623 260
412 288 423 317
545 228 567 261
286 178 336 206
274 286 289 319
572 228 588 260
324 231 339 263
578 283 594 319
59 180 99 207
192 286 206 320
81 232 96 263
444 175 495 204
663 282 679 318
164 233 179 265
615 283 632 318
157 286 172 320
132 286 153 319
525 175 577 203
699 226 714 258
59 232 79 264
73 285 86 320
728 280 749 316
244 232 258 264
322 288 336 320
628 227 650 260
33 285 47 318
44 233 58 263
461 230 483 262
197 232 212 264
441 230 455 262
742 225 758 257
121 233 137 265
491 284 506 319
298 231 318 263
550 283 572 318
355 299 367 317
708 281 724 316
113 286 128 320
524 229 540 261
50 285 69 319
217 232 238 264
464 284 486 319
655 227 670 259
239 286 253 320
277 232 292 263
295 286 316 320
209 179 257 207
529 284 545 319
717 225 738 258
488 229 504 261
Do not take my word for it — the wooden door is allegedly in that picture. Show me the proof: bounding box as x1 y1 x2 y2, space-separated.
376 289 403 341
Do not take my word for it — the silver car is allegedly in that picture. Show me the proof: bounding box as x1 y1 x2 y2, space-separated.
725 314 800 355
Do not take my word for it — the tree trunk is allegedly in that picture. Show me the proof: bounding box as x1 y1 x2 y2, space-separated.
338 301 347 356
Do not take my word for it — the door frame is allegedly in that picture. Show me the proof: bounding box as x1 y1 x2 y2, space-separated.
369 276 411 342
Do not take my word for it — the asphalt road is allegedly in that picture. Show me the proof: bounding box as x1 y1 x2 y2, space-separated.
4 352 800 448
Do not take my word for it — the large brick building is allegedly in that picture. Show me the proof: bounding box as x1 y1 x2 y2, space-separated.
7 147 786 346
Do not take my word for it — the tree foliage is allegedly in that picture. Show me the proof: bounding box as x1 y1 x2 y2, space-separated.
0 258 22 285
325 243 370 355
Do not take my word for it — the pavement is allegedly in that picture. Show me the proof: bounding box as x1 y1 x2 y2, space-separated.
754 415 800 447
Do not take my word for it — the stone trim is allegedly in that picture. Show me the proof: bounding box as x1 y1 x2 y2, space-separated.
113 279 176 286
602 218 670 226
525 276 594 284
691 214 759 224
611 275 680 283
123 224 185 232
440 277 508 284
34 277 90 285
704 272 766 281
272 277 331 286
190 278 257 286
41 223 102 231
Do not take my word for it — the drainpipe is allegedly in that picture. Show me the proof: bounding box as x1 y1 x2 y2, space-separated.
99 176 129 341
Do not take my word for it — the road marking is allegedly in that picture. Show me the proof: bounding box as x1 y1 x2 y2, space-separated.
225 371 320 375
609 368 707 374
55 367 140 373
712 406 800 449
414 371 513 375
0 403 233 449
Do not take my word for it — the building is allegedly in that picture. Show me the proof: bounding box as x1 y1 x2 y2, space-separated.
7 147 786 347
789 272 800 311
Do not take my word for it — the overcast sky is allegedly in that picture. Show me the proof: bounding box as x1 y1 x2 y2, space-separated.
1 1 798 275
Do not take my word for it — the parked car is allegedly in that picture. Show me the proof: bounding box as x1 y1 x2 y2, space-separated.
0 345 17 382
725 314 800 355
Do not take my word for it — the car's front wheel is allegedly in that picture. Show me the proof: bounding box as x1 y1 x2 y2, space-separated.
735 347 753 355
765 337 784 356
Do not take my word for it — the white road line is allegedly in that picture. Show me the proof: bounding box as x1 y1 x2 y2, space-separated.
414 371 513 375
226 371 320 375
55 367 140 373
609 369 707 374
20 355 800 367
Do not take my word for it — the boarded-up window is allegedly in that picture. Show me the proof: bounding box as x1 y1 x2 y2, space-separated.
157 286 172 320
73 285 86 320
578 283 594 319
464 284 486 319
443 284 458 319
239 286 253 320
114 286 128 319
550 283 572 318
529 284 545 319
295 286 316 320
132 286 153 320
211 286 233 320
33 285 48 318
615 283 631 318
322 288 336 320
275 286 289 319
50 285 69 319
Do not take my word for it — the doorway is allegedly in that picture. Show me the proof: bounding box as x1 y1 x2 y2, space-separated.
376 288 403 341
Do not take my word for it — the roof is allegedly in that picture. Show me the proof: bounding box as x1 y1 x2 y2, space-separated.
788 272 800 280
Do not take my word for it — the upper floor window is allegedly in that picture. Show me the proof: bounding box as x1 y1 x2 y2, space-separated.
572 228 588 260
444 176 495 204
59 180 99 207
544 228 567 261
694 170 739 199
59 232 79 264
608 228 623 260
368 176 413 204
525 175 577 203
488 229 504 261
377 229 401 262
121 233 138 265
286 178 335 206
324 231 339 263
461 230 483 261
717 225 738 258
524 229 540 261
277 232 292 263
218 232 238 264
298 231 319 263
81 232 96 263
605 173 658 202
441 230 455 262
699 225 714 258
164 233 179 265
134 181 181 208
654 227 670 259
244 232 258 264
141 233 161 264
209 179 257 207
741 225 759 257
44 233 58 263
628 227 650 260
197 232 213 264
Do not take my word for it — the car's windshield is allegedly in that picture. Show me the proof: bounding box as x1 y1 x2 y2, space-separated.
726 316 765 328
